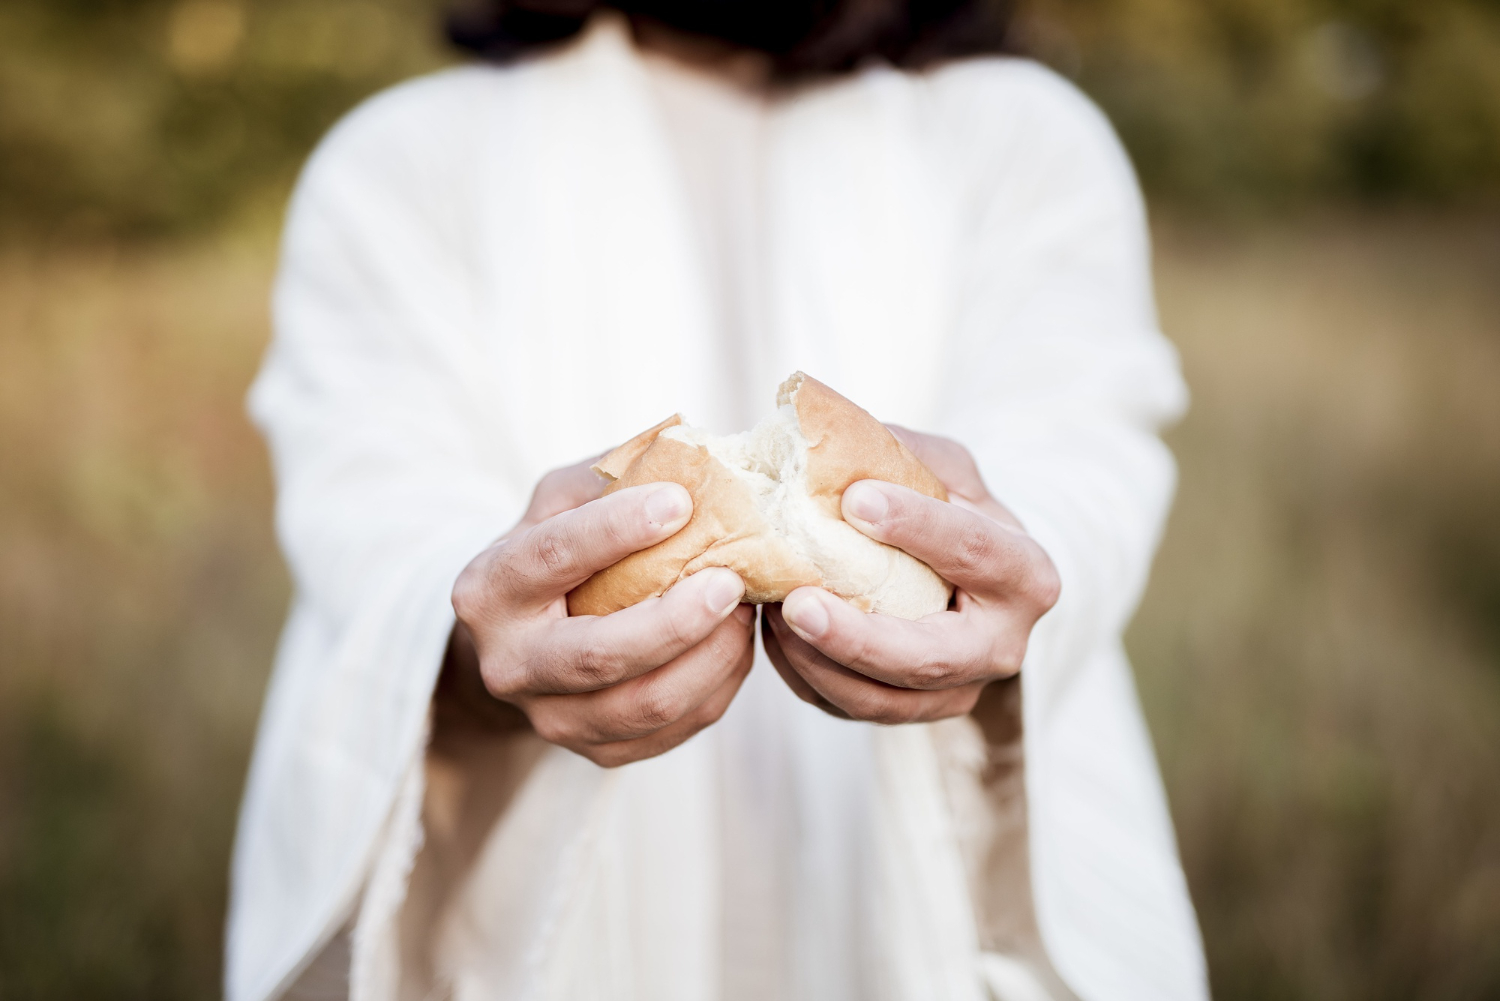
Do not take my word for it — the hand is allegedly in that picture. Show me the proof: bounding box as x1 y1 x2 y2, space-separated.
445 457 755 767
761 428 1060 724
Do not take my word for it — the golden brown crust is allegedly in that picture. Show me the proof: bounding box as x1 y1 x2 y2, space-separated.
591 414 683 482
567 373 951 617
782 372 949 518
566 435 819 615
568 435 715 615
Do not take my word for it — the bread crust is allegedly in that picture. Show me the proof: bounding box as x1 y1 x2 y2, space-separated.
591 413 683 482
568 431 820 614
566 373 952 618
781 372 949 516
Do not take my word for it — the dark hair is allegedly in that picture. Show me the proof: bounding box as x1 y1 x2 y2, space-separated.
446 0 1017 78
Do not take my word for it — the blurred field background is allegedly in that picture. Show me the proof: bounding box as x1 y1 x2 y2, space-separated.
1 0 1498 998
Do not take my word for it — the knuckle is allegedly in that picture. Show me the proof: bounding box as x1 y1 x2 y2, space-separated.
697 694 733 727
590 745 635 769
675 704 721 742
453 549 513 620
815 697 854 720
478 658 520 700
531 531 573 580
515 649 557 695
632 681 684 732
952 522 1000 580
530 711 570 746
525 472 560 514
990 637 1027 678
944 442 987 497
580 745 613 767
908 656 960 690
571 635 628 688
872 705 918 726
852 692 907 726
1028 557 1063 611
955 448 983 486
451 566 486 621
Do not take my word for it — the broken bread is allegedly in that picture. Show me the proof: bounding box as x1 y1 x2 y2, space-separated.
566 372 953 619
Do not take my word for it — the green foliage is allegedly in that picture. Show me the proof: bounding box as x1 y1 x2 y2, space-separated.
1019 0 1500 206
0 0 452 238
5 0 1500 235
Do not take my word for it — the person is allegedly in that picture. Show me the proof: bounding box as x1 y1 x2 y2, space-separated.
228 2 1208 999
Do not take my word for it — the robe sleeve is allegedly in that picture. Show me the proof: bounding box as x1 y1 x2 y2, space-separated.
929 63 1208 1001
933 61 1187 721
228 71 525 1001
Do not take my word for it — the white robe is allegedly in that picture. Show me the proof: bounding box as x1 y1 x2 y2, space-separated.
231 17 1207 1001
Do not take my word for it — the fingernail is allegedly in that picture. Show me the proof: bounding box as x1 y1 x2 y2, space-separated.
843 481 888 525
704 570 746 615
782 590 829 639
645 485 691 527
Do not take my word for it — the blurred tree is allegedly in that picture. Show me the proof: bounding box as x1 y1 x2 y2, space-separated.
1017 0 1500 206
0 0 452 238
0 0 1497 231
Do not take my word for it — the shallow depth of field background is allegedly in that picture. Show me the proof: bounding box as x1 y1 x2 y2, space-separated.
2 1 1498 998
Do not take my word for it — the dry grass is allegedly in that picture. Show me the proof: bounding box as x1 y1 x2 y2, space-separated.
1140 215 1500 1000
0 215 1497 999
0 236 285 998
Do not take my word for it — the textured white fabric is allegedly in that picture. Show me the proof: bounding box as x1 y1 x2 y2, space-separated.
231 16 1207 1001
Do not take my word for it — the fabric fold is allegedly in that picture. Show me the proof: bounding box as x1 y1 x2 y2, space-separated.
230 18 1207 1001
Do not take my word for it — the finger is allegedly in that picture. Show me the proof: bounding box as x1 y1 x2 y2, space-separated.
764 605 984 724
514 568 746 694
520 454 611 526
761 606 851 719
884 426 989 503
576 629 755 767
495 482 694 603
776 586 1016 690
841 480 1056 605
532 604 754 744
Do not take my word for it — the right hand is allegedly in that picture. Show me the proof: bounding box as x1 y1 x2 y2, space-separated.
449 459 754 767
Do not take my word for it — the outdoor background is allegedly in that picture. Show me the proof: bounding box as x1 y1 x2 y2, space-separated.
1 0 1498 998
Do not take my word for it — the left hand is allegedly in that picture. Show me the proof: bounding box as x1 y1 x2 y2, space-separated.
761 428 1061 724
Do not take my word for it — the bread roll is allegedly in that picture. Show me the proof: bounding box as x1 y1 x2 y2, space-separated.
567 373 953 619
